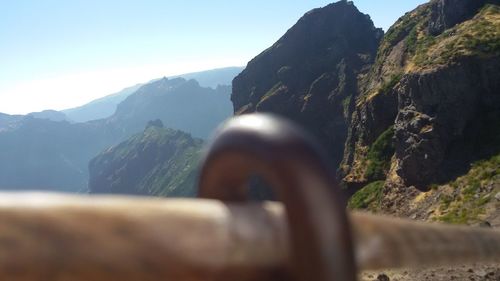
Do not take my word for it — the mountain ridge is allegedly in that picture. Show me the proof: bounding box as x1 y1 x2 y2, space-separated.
62 66 243 123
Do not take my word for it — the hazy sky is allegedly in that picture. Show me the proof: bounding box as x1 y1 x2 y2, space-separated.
0 0 427 114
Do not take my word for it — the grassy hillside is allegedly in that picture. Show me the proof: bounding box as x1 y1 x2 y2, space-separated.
88 121 202 196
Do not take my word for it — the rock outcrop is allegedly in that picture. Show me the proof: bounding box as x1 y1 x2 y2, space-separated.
27 110 70 122
342 0 500 190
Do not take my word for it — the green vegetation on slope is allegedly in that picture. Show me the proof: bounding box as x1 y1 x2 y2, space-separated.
357 3 432 102
145 144 200 197
375 2 432 68
348 180 385 210
363 3 499 101
413 4 500 68
434 153 500 224
364 126 395 181
378 73 403 95
88 122 202 196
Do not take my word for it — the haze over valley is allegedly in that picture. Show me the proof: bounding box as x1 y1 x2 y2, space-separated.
0 67 240 192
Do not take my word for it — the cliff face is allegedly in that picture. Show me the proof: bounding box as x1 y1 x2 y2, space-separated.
342 1 500 190
88 121 202 196
338 0 500 225
231 0 499 223
231 0 382 168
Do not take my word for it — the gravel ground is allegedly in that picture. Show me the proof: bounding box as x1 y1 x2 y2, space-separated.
360 264 500 281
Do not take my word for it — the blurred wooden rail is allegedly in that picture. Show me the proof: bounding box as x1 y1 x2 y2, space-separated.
0 192 499 281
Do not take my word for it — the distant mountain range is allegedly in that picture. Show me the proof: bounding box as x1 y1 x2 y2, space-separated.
0 116 116 191
0 66 239 191
62 66 243 123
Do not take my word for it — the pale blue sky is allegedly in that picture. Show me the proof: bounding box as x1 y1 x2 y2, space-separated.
0 0 426 114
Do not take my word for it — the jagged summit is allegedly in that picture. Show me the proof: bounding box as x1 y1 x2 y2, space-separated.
232 0 383 169
232 0 382 112
146 119 164 129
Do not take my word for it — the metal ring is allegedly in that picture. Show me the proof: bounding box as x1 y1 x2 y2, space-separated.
198 113 356 281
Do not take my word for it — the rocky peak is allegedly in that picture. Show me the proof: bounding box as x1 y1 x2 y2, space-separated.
27 110 70 122
231 0 382 168
146 119 164 129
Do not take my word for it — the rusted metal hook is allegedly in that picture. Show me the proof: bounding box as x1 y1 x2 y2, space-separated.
198 113 356 281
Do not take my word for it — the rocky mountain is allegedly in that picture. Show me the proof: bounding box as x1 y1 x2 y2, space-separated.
342 0 499 187
88 120 201 196
232 0 382 170
231 0 499 225
0 77 231 191
62 66 243 123
342 0 500 223
109 77 232 139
